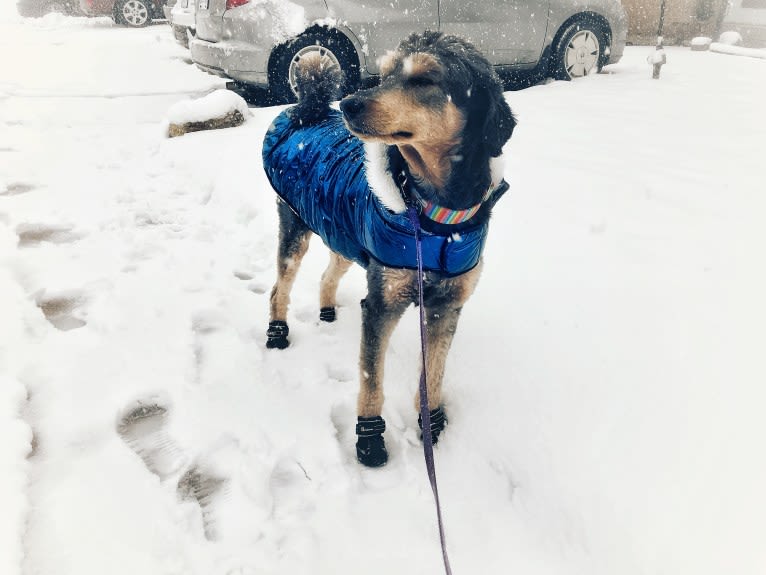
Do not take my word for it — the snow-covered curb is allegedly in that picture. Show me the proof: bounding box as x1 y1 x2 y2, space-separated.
165 89 252 138
166 90 251 125
709 42 766 59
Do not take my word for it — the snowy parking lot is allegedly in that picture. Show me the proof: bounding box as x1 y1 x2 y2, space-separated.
2 8 765 575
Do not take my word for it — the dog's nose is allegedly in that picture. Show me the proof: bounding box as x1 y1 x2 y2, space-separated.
340 96 365 119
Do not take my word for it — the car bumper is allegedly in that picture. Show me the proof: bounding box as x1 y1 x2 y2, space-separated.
78 0 113 16
190 38 270 85
607 7 628 64
170 7 194 28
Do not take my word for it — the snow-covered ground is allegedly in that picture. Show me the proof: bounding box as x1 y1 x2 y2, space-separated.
2 8 766 575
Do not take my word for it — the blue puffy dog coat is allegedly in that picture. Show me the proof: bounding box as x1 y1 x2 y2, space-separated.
262 109 493 276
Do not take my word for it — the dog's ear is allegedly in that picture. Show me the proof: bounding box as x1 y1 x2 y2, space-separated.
440 34 516 157
460 64 516 157
481 90 516 157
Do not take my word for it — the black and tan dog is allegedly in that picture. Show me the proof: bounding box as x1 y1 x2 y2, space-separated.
262 31 515 467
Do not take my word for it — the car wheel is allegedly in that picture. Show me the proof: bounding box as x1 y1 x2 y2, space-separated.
115 0 151 27
270 30 360 104
550 19 608 80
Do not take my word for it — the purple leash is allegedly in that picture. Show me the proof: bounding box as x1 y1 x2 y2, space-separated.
407 205 453 575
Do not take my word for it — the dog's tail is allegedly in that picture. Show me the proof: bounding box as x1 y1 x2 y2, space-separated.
292 51 345 125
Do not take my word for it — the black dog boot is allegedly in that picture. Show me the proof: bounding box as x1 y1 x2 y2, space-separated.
319 307 336 322
356 416 388 467
418 406 447 445
266 320 289 349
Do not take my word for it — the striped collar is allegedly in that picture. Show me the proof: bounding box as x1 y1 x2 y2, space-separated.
407 179 505 225
390 151 508 226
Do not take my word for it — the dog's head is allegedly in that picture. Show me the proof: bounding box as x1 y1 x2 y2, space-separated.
340 31 515 168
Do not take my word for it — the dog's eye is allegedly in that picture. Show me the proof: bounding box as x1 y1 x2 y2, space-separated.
408 76 436 88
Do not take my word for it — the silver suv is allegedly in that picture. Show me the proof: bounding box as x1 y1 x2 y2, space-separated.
191 0 627 101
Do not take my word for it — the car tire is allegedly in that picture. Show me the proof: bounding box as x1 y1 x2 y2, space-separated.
112 2 126 24
269 29 360 105
114 0 152 27
550 19 608 80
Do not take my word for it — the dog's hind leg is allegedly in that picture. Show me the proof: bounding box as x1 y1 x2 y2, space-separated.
267 200 312 349
319 252 353 322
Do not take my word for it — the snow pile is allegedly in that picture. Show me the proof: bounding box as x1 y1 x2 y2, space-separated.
718 30 743 45
690 36 712 51
166 89 252 125
648 47 667 64
33 13 113 28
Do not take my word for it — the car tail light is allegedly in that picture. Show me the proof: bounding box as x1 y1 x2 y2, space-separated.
226 0 249 8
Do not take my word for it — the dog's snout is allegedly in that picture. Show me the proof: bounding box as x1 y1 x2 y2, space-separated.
340 96 366 119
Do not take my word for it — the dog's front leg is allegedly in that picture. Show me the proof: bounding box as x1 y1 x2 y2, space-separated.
416 262 483 444
355 264 413 467
415 302 462 445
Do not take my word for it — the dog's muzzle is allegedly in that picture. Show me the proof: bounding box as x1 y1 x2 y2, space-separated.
339 95 366 121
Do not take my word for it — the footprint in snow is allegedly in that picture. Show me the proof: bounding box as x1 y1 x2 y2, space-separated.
118 398 229 541
1 181 34 196
16 222 82 248
117 401 187 479
177 464 227 541
233 269 269 295
35 290 87 331
233 270 255 281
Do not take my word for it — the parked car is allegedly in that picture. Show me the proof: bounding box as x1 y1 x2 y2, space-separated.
78 0 166 27
190 0 627 103
169 0 196 48
722 0 766 47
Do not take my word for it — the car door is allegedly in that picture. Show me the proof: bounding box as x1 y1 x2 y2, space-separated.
439 0 550 65
328 0 438 74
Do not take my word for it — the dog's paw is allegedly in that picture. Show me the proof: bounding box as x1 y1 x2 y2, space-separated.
418 406 448 446
266 320 289 349
356 435 388 467
319 306 336 323
355 416 388 467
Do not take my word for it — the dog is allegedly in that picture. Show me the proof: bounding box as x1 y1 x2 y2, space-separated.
262 31 516 467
